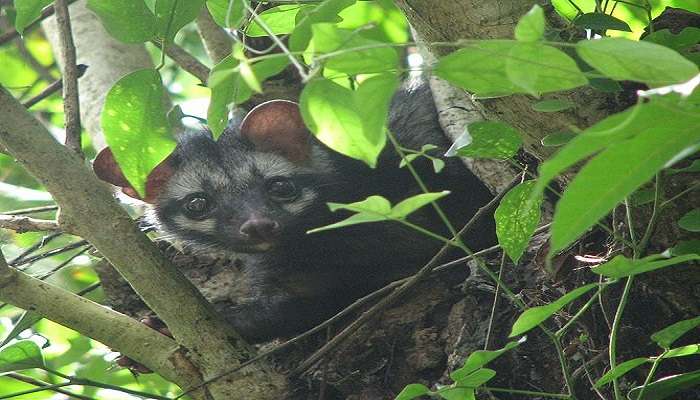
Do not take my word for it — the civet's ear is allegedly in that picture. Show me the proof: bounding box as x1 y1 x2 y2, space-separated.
93 147 175 203
239 100 311 163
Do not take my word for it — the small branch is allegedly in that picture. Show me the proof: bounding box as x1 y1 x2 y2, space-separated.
53 0 82 157
151 40 210 83
22 64 87 109
196 7 232 63
0 214 60 233
5 373 95 400
1 205 58 215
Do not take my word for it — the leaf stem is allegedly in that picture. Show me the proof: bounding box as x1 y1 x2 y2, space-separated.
636 350 667 400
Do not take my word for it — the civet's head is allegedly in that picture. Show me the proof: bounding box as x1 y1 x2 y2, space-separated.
93 101 348 256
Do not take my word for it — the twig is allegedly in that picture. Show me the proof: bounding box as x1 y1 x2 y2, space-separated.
22 64 87 109
53 0 82 157
1 205 58 215
0 214 60 233
0 0 78 46
293 175 521 374
7 232 63 266
195 7 232 63
12 240 88 268
5 372 96 400
151 40 210 83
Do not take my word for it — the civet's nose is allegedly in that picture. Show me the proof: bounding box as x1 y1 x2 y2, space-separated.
239 218 281 241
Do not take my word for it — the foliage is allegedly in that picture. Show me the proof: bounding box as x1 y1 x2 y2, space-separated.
0 0 699 399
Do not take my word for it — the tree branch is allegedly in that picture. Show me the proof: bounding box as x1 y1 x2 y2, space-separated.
152 40 211 83
22 64 87 109
195 7 232 63
0 214 61 233
0 86 286 398
53 0 82 157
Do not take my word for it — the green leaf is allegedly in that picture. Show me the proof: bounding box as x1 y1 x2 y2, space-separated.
308 196 391 233
300 74 398 167
589 77 623 93
670 240 700 256
679 209 700 232
435 41 587 97
438 386 475 400
451 338 524 380
13 0 52 35
154 0 204 42
101 69 175 197
0 311 43 348
390 191 450 218
644 28 700 53
667 159 700 174
394 383 431 400
573 13 632 32
505 43 588 96
509 283 598 337
454 368 496 387
549 103 700 255
0 340 45 374
206 0 248 28
595 357 650 388
629 188 656 206
541 131 576 147
514 5 545 42
87 0 157 43
591 254 700 279
576 38 699 86
207 55 289 137
289 0 355 52
308 24 399 75
246 5 300 37
627 370 700 400
495 181 542 263
651 316 700 349
448 121 522 160
532 99 575 112
663 344 700 359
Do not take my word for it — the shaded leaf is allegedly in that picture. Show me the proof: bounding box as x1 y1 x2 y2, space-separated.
506 43 588 96
541 131 576 147
670 240 700 256
509 283 598 337
574 13 632 32
14 0 52 35
515 5 545 42
451 338 525 380
591 254 699 279
667 159 700 174
391 191 449 218
246 5 300 37
495 181 542 263
652 316 700 349
0 340 45 374
154 0 205 42
87 0 156 43
448 121 522 160
289 0 355 52
454 368 496 388
206 0 248 28
644 28 700 53
101 69 175 197
576 38 699 85
627 370 700 400
394 383 431 400
595 357 650 388
679 209 700 232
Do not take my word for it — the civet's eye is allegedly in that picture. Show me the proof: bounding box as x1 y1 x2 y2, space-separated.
182 193 212 219
266 177 299 202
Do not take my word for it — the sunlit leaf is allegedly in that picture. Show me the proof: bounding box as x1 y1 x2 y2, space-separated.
87 0 156 43
101 69 175 197
509 283 598 337
391 191 449 218
300 74 398 166
454 368 496 387
591 254 699 279
0 311 42 348
576 38 699 86
495 181 542 263
651 316 700 349
246 5 300 37
289 0 355 52
505 43 588 96
515 5 545 42
448 121 522 160
0 341 45 374
595 357 650 387
663 344 700 359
